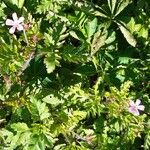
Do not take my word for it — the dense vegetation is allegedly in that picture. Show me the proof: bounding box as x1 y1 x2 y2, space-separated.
0 0 150 149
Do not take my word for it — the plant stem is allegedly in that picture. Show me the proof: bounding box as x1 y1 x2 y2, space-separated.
23 29 29 46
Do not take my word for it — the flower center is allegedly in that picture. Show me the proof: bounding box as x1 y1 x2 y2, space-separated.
130 106 137 112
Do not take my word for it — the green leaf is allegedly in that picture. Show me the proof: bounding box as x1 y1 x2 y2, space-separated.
70 30 86 41
86 18 97 38
72 111 87 122
117 22 137 47
115 0 131 17
0 129 13 141
138 27 148 39
91 29 108 55
42 94 61 105
118 57 131 64
3 0 25 9
93 77 104 96
107 0 130 17
28 96 50 121
108 0 117 15
11 123 29 132
70 31 80 40
17 0 25 8
126 17 137 32
126 17 148 39
94 5 110 18
114 121 120 132
75 64 96 76
105 31 116 44
44 53 56 74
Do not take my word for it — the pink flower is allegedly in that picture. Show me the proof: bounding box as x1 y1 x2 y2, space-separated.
6 13 24 34
128 99 145 116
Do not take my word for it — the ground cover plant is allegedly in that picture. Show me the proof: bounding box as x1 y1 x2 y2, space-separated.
0 0 150 149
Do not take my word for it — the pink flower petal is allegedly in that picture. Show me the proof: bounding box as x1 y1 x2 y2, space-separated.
128 106 136 113
135 99 141 106
129 107 139 116
17 24 24 31
18 17 24 23
6 19 14 26
12 13 18 22
137 105 145 111
132 110 140 116
9 26 16 34
129 100 135 106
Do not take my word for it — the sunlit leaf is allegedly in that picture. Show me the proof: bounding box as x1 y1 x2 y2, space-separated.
3 0 25 9
117 22 137 47
108 0 117 15
28 96 50 121
44 53 57 74
11 123 29 132
86 18 97 38
91 29 108 55
115 0 131 17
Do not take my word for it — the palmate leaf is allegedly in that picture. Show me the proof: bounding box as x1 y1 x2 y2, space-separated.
93 0 130 19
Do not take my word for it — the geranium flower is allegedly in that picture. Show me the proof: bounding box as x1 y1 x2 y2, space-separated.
6 12 24 34
128 99 145 116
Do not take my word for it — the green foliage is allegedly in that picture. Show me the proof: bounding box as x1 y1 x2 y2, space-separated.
0 0 150 149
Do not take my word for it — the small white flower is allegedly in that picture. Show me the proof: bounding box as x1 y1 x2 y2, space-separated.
128 99 145 116
6 12 24 34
